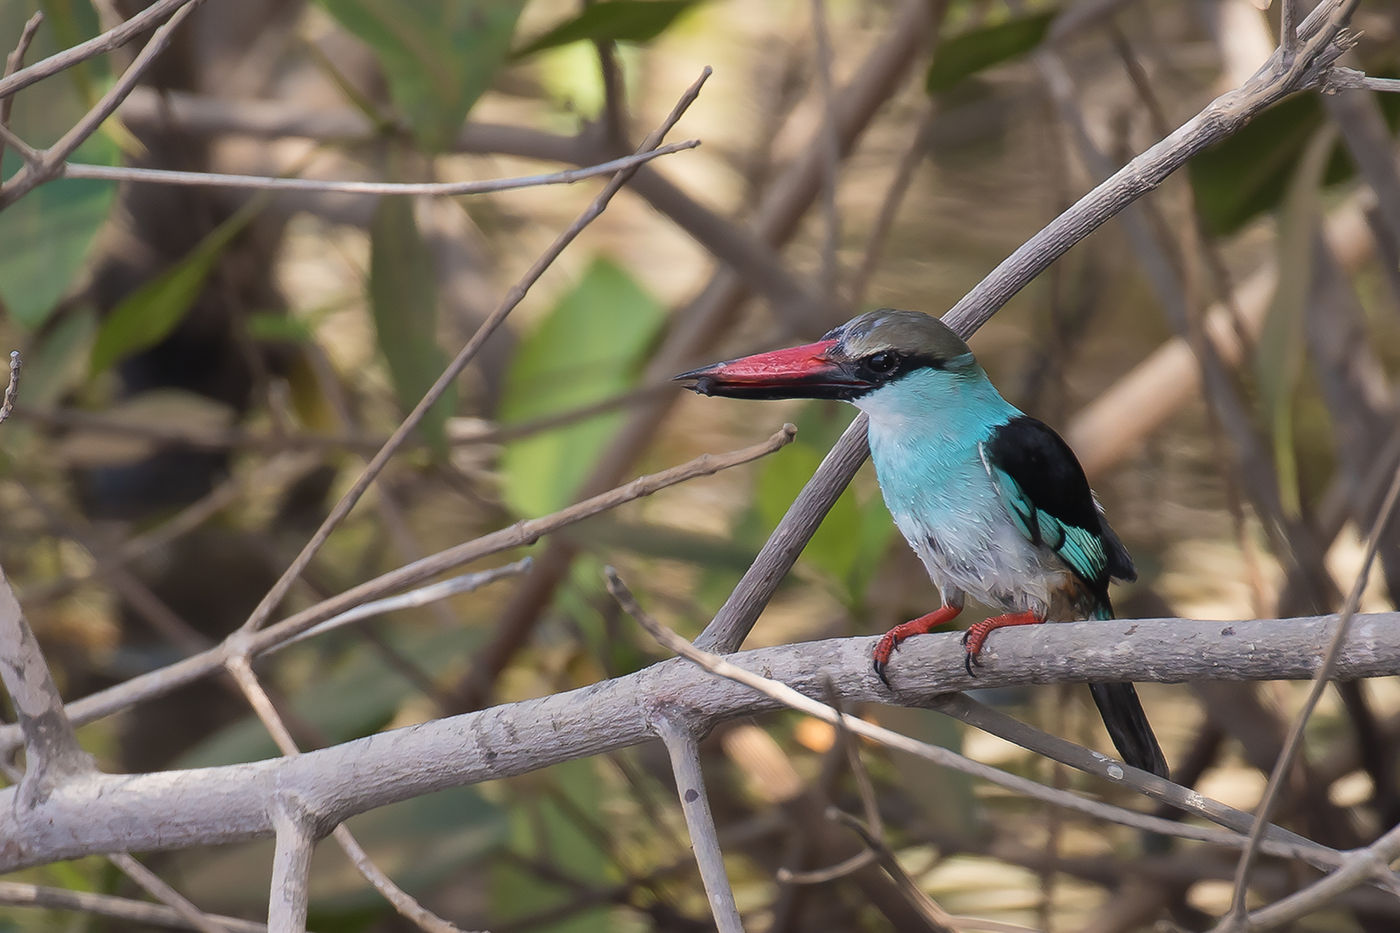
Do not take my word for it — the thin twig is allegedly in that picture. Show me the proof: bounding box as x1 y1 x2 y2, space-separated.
0 760 233 933
608 570 1333 854
927 693 1376 891
0 369 95 805
0 424 794 752
0 11 43 168
272 558 533 651
106 853 234 933
0 0 195 101
0 881 266 933
330 824 482 933
487 0 939 692
0 0 210 210
696 0 1366 656
58 141 697 196
778 850 877 884
653 712 745 933
826 809 958 933
234 66 712 637
1245 821 1400 930
1224 464 1400 926
224 659 473 933
0 351 20 423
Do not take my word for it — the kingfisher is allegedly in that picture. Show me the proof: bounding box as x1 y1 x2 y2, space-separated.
675 309 1168 778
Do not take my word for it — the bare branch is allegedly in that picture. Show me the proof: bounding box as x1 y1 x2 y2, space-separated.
0 11 43 167
328 824 481 933
268 795 316 933
826 809 958 933
0 423 795 750
1247 821 1400 930
0 0 209 210
274 558 533 651
4 613 1400 872
695 415 869 652
0 0 197 101
615 572 1378 865
0 881 266 933
653 712 744 933
1225 465 1400 924
697 0 1367 655
106 852 234 933
0 508 94 805
1280 0 1299 53
58 140 697 196
225 659 472 933
926 694 1385 892
0 351 20 424
235 66 713 637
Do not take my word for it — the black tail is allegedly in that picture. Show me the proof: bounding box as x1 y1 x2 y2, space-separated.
1088 681 1169 779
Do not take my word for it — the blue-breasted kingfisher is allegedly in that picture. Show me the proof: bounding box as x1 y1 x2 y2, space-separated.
676 308 1169 778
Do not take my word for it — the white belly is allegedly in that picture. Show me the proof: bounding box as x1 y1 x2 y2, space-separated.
869 424 1077 618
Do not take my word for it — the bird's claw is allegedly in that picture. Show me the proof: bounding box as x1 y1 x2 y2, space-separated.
963 650 981 678
872 633 900 689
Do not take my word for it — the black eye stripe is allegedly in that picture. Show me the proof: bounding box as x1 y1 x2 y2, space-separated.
850 348 963 387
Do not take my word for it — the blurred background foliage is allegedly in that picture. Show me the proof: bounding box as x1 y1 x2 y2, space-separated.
0 0 1399 930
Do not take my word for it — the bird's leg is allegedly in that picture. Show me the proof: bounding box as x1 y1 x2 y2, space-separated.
961 611 1043 676
873 604 962 687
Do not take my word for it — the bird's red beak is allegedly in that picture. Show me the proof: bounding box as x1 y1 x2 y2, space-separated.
674 339 871 401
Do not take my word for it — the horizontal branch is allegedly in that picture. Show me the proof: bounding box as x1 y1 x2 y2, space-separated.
57 140 698 196
0 881 266 933
0 423 797 757
0 613 1394 872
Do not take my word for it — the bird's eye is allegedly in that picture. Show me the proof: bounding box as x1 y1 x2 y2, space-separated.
866 351 898 374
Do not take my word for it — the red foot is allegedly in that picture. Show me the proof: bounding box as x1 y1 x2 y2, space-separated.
873 605 962 687
960 611 1044 676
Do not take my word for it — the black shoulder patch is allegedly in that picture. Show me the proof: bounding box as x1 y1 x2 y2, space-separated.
985 415 1135 583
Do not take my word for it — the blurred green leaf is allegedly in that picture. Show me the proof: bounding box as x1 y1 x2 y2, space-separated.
0 150 118 330
88 200 260 376
317 0 521 151
22 306 97 407
754 410 892 602
514 0 700 58
246 312 314 343
493 759 617 933
1257 123 1336 516
757 437 862 584
925 9 1055 95
0 3 118 330
1190 88 1400 235
369 197 454 452
312 789 505 913
499 257 666 516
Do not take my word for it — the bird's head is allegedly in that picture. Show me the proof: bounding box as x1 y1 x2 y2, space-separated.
674 309 976 403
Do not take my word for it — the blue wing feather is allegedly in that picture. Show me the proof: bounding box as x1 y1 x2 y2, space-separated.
984 460 1108 586
980 416 1132 603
